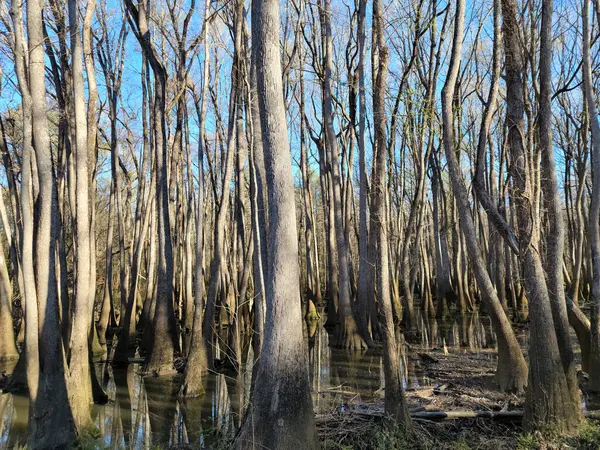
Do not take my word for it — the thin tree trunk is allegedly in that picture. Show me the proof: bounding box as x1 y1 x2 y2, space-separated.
583 0 600 392
322 0 366 350
67 0 95 427
372 0 411 425
180 5 211 395
443 0 528 393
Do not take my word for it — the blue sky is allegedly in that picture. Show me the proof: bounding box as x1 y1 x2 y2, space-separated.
0 0 591 199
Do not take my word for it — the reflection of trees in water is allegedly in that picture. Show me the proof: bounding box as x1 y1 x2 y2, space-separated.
179 375 214 447
175 371 245 447
145 375 179 446
308 320 330 412
329 350 381 406
405 357 429 389
415 310 493 351
0 318 505 447
1 363 244 448
1 393 29 448
0 393 9 442
112 366 135 446
224 373 244 429
95 362 148 449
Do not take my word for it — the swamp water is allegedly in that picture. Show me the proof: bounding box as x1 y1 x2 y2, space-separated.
0 312 496 449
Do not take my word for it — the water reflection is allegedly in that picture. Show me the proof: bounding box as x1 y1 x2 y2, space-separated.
414 310 496 352
0 312 492 448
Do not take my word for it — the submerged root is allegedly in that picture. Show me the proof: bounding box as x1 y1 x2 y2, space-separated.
335 315 368 350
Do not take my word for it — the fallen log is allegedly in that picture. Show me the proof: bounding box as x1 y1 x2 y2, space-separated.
412 410 600 421
317 409 600 423
411 410 523 421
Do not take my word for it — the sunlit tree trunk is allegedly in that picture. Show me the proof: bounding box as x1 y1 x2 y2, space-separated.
124 0 178 374
372 0 411 425
25 0 75 444
500 0 580 431
67 0 95 428
583 0 600 391
321 0 366 350
236 0 318 445
444 0 528 393
180 1 211 395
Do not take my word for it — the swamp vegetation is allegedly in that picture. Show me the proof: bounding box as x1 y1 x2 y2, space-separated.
2 0 600 448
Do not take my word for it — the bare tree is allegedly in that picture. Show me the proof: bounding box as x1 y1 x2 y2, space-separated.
584 0 600 392
443 0 528 392
124 0 178 374
235 0 318 445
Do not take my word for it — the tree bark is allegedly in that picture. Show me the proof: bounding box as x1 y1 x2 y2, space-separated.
322 0 366 350
26 0 75 443
124 0 178 374
583 0 600 392
235 0 318 446
372 0 411 426
444 0 528 393
67 0 95 428
180 2 211 396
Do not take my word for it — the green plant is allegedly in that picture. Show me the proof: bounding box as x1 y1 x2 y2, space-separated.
451 437 471 450
572 419 600 449
516 433 540 450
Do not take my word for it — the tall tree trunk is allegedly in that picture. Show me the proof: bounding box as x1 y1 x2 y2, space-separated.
235 0 317 444
98 181 116 344
534 0 581 424
0 122 16 361
25 0 75 443
0 233 16 361
372 0 411 425
203 16 240 371
322 0 366 350
67 0 95 428
444 0 528 393
355 0 375 344
124 0 178 374
583 0 600 391
248 52 267 363
180 4 211 395
500 0 580 432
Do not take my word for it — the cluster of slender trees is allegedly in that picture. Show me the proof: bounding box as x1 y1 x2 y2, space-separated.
2 0 600 447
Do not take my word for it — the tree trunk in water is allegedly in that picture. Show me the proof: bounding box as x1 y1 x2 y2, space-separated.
355 0 375 345
372 0 411 426
431 155 451 319
123 0 177 374
67 0 95 428
24 0 76 444
321 0 366 350
236 0 318 445
98 181 116 344
9 0 39 406
444 0 528 393
180 6 211 396
203 102 237 371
